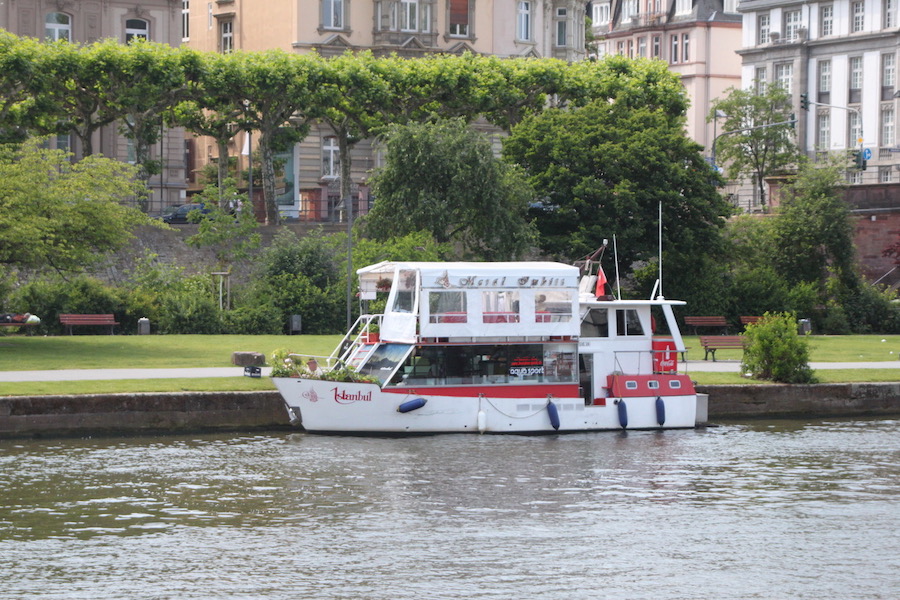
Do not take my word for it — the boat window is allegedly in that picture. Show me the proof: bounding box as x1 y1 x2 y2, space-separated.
535 290 572 322
669 380 682 389
616 309 645 336
648 380 660 389
581 308 609 337
482 291 520 324
388 343 577 387
625 380 638 390
428 291 467 323
390 269 417 313
357 343 414 384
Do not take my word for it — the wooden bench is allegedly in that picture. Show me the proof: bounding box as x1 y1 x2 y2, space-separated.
59 313 120 335
684 316 730 335
740 316 763 326
699 335 745 361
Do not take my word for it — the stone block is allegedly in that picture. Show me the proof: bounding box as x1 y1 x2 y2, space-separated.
232 351 265 366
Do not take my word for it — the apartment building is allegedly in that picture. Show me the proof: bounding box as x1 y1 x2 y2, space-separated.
184 0 586 221
590 0 743 158
0 0 189 212
738 0 900 188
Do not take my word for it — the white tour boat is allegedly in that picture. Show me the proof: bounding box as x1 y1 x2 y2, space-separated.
274 259 707 434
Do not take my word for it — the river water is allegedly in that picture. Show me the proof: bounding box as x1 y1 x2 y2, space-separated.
1 419 898 600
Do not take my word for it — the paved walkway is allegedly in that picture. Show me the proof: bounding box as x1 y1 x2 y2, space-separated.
0 361 898 382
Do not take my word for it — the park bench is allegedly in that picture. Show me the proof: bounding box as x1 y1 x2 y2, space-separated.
699 335 746 361
684 316 730 335
740 316 763 326
59 313 120 335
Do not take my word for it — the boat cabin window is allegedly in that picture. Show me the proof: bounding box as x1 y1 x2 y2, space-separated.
389 269 417 313
388 343 577 387
428 291 467 323
482 291 520 324
358 343 414 384
581 308 609 337
535 290 572 322
616 309 645 336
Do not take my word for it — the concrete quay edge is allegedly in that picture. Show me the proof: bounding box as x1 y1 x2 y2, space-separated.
1 384 899 438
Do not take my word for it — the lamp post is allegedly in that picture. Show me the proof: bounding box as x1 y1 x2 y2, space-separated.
711 109 727 170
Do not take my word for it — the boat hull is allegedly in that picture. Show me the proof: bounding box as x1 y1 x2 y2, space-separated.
274 378 699 434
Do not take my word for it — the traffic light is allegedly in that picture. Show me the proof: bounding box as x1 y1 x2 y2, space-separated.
800 93 810 111
852 150 868 170
789 113 796 129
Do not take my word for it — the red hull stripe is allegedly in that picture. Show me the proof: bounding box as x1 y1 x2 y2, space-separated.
382 384 579 398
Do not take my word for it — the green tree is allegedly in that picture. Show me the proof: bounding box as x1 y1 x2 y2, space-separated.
770 160 856 288
184 178 261 266
710 84 801 211
0 31 47 143
503 98 731 273
0 139 158 272
367 118 537 260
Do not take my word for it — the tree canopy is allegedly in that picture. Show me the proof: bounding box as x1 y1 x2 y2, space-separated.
503 96 732 274
366 118 536 260
0 139 158 272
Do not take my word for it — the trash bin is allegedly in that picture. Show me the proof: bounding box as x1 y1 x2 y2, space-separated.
138 317 150 335
798 318 811 335
289 314 302 335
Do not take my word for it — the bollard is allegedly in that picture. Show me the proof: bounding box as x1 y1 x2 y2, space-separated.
138 317 150 335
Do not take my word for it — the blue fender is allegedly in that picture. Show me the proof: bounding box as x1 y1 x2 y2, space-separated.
655 397 666 426
397 397 427 413
617 399 628 429
546 400 560 430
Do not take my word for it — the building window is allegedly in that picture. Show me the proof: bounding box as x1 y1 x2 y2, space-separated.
883 53 896 88
848 170 862 184
517 1 532 40
755 66 767 94
182 1 190 40
887 0 897 27
675 0 691 15
775 62 793 91
593 2 610 25
652 35 661 58
323 0 344 29
850 57 863 89
125 19 149 43
758 14 770 45
882 107 895 147
784 9 801 41
220 20 233 52
880 166 893 182
849 111 862 146
400 0 418 31
820 5 833 36
555 7 567 47
449 0 470 36
682 33 690 61
322 136 340 178
616 41 624 55
817 111 831 149
852 1 865 32
627 39 634 58
637 37 646 57
622 0 638 20
819 60 831 92
45 12 71 42
670 35 678 63
723 0 738 13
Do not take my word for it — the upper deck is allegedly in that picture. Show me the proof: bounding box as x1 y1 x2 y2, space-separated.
358 261 581 343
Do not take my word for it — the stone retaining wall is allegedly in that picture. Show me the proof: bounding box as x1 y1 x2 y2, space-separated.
1 383 899 438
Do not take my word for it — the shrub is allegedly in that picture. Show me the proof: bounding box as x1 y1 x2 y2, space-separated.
8 275 123 334
741 312 817 383
222 304 284 334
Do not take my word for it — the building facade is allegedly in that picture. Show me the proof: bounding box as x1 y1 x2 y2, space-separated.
738 0 900 191
0 0 189 213
590 0 743 158
183 0 586 222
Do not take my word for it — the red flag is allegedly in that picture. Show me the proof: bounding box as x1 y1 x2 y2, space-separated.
595 268 608 297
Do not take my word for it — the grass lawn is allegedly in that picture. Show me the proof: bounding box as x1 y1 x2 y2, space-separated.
0 333 898 396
